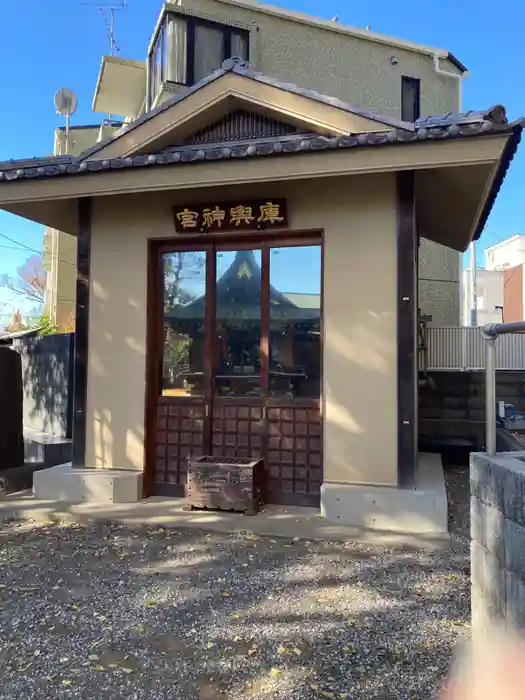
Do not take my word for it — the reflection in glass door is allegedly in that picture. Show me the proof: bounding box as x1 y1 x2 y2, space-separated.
211 248 264 460
266 245 322 505
269 245 321 400
214 250 262 398
162 251 207 398
154 250 209 495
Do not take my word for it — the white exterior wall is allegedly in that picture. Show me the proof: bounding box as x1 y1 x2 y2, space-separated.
461 267 504 326
485 235 525 270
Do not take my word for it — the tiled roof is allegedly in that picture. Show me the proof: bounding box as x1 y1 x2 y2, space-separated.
0 111 519 183
414 104 508 128
0 155 73 173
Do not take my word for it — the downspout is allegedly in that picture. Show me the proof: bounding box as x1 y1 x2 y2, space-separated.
432 54 466 110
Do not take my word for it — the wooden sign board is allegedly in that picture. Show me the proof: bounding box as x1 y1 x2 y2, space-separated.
173 199 288 234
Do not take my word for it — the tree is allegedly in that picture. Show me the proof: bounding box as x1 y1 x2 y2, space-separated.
164 252 204 311
0 254 46 306
163 252 204 389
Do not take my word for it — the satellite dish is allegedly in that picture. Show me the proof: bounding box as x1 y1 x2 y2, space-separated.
54 88 78 117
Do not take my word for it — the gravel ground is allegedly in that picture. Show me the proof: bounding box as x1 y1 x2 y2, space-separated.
444 465 470 539
0 519 470 700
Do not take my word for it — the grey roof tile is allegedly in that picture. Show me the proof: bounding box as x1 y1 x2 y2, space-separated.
415 105 508 128
0 155 73 171
0 117 521 184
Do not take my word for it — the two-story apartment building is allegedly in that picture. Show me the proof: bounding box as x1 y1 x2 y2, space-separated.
44 0 465 328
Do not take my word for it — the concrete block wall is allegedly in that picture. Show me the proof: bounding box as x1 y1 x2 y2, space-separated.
471 452 525 639
419 238 461 326
420 371 525 449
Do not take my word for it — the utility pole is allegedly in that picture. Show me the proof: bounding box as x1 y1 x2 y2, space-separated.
470 240 478 326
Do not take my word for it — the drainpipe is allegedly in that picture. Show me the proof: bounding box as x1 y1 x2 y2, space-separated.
432 54 465 111
484 331 497 456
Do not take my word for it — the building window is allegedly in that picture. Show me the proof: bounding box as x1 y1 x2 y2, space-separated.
401 76 421 122
148 12 249 109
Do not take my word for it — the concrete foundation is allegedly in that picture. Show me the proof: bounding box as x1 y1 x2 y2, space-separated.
320 453 448 534
0 494 449 549
33 463 143 504
30 455 447 537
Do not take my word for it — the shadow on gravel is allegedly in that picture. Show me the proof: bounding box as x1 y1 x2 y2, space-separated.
0 521 470 700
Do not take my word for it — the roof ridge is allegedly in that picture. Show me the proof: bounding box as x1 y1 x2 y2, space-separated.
415 105 509 129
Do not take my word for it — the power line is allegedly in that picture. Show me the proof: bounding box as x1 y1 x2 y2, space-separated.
0 232 42 256
0 232 76 268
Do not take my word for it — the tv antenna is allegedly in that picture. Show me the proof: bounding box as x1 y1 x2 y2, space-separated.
82 1 127 56
54 88 78 153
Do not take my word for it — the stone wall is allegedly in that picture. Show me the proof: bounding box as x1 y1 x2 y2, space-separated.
471 452 525 638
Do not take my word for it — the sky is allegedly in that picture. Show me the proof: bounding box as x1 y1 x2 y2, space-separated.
0 0 524 320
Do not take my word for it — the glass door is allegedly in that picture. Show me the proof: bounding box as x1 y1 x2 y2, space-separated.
266 244 322 506
211 247 265 459
149 236 323 505
153 248 212 496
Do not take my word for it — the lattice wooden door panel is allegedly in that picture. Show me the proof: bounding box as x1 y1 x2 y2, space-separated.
154 400 206 496
211 403 263 460
266 406 322 506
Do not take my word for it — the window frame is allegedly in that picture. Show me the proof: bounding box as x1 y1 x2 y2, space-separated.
401 76 421 123
147 10 250 109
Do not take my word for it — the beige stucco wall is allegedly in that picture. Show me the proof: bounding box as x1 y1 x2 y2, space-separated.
87 172 398 486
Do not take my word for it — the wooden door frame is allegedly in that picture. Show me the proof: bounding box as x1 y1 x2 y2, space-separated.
143 228 323 499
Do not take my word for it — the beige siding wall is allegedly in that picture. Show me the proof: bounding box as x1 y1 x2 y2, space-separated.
87 173 398 486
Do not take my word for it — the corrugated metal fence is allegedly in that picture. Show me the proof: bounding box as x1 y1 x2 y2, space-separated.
425 326 525 370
